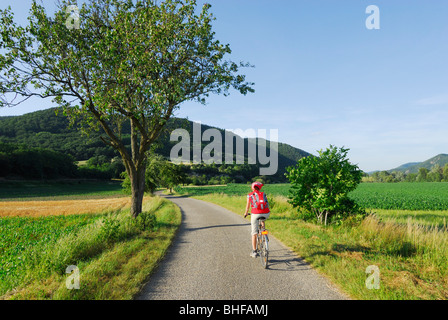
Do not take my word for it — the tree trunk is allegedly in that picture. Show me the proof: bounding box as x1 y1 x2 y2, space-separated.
316 209 323 224
128 116 149 218
130 165 146 218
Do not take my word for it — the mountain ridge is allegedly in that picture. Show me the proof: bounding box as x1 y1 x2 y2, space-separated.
388 154 448 174
0 107 311 179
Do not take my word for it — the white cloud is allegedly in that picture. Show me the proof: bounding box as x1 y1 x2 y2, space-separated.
414 94 448 106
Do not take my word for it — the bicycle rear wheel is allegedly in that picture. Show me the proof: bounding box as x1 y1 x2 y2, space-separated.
259 234 269 268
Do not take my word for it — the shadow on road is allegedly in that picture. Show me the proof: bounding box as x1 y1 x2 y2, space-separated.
266 248 311 271
185 223 250 232
157 193 190 199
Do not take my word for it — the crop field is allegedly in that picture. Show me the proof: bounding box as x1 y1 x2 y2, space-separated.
0 213 101 292
0 198 131 217
349 182 448 211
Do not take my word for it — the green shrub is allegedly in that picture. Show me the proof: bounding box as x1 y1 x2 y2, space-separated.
98 216 122 243
134 211 158 231
286 145 365 225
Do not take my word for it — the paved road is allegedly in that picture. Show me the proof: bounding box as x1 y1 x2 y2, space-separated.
136 194 349 300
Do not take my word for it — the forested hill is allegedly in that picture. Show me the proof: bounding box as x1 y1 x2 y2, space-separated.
389 154 448 174
0 108 310 179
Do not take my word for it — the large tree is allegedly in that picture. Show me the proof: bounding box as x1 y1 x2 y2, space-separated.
0 0 253 216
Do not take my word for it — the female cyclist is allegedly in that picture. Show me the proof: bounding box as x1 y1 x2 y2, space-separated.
244 182 270 258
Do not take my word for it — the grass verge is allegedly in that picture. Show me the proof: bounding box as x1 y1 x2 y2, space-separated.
190 193 448 300
0 196 181 300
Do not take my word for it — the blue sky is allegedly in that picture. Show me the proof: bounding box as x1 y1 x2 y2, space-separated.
1 0 448 172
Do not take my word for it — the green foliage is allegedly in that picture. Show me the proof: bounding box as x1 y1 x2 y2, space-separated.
0 108 125 161
0 143 77 179
122 153 187 194
286 145 364 225
0 142 125 180
78 156 125 179
182 163 261 185
98 215 122 244
443 164 448 182
388 154 448 175
134 211 158 232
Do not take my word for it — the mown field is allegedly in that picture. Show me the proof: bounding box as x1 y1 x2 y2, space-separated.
176 182 448 300
0 181 181 299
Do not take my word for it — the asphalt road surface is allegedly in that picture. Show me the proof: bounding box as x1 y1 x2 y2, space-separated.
136 194 349 300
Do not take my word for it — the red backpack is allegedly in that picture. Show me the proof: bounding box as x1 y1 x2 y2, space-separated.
249 190 270 214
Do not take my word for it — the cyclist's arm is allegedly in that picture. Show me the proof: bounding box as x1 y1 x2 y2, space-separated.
244 196 250 217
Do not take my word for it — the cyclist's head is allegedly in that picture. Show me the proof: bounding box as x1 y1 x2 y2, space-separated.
251 181 263 191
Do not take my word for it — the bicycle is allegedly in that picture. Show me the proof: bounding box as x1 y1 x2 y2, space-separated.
257 217 269 269
247 214 269 269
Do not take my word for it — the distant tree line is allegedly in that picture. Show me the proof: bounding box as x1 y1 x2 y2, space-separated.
0 143 77 179
179 162 278 185
78 155 126 180
0 142 283 185
0 143 124 180
364 164 448 183
125 158 283 192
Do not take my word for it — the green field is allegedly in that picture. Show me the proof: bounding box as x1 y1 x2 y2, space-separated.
350 182 448 211
0 213 102 294
177 182 448 211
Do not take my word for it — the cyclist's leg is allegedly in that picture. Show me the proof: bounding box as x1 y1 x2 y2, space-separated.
259 213 270 229
259 213 270 243
251 214 260 236
250 214 259 256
